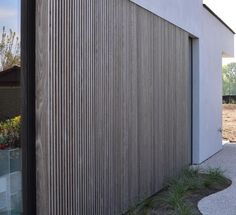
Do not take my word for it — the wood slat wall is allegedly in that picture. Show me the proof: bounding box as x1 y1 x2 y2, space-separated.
36 0 191 214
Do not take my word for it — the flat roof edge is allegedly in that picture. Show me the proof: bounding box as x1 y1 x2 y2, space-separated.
203 4 235 34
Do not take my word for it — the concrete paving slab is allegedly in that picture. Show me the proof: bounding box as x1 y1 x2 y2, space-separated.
198 144 236 215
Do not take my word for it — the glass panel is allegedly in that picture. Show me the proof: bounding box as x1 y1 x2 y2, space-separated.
0 0 22 214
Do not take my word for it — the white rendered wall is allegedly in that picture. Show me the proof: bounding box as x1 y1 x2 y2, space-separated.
131 0 234 163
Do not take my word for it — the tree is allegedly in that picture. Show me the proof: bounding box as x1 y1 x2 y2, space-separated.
222 63 236 95
0 27 20 71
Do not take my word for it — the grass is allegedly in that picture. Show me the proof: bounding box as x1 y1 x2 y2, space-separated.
173 203 195 215
203 168 226 188
124 167 230 215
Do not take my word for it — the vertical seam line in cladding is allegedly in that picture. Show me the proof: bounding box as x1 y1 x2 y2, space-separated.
49 0 52 213
51 0 54 213
78 0 82 213
56 0 60 213
48 0 52 213
59 2 63 210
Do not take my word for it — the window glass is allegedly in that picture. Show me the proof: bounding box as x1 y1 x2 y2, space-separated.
0 0 22 214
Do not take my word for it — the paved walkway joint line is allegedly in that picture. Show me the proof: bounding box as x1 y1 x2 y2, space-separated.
198 144 236 215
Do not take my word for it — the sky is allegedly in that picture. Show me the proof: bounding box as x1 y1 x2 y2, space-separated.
204 0 236 65
0 0 20 37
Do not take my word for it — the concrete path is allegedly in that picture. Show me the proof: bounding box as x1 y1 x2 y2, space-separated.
198 144 236 215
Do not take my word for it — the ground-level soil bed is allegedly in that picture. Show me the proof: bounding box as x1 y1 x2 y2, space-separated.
124 168 231 215
223 104 236 142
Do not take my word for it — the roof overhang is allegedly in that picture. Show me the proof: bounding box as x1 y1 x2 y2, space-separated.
203 4 235 34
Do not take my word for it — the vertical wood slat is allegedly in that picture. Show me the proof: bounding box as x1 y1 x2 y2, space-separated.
36 0 192 214
35 0 49 214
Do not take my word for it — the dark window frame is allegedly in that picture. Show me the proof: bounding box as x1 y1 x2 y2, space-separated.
21 0 36 214
189 37 193 165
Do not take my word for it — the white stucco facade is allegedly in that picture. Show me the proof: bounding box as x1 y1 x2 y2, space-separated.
131 0 235 163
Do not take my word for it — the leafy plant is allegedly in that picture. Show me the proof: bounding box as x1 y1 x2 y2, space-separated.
203 168 227 188
182 167 199 178
0 27 20 71
171 181 188 196
173 203 195 215
160 190 184 209
223 63 236 96
0 116 21 149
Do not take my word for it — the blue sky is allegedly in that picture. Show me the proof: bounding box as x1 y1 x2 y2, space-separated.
0 0 20 36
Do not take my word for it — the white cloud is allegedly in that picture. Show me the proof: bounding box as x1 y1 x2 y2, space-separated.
0 8 17 19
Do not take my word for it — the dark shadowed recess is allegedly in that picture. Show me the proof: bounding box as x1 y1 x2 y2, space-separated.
21 0 36 214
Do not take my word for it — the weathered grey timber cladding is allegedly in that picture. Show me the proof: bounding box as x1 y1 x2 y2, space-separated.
36 0 191 214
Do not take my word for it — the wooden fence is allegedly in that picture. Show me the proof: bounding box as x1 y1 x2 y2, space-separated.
36 0 192 214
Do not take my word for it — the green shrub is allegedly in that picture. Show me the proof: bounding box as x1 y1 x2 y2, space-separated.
0 116 21 149
173 203 195 215
203 168 227 188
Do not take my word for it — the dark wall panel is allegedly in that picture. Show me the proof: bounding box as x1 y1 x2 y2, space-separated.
0 87 21 121
36 0 191 214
